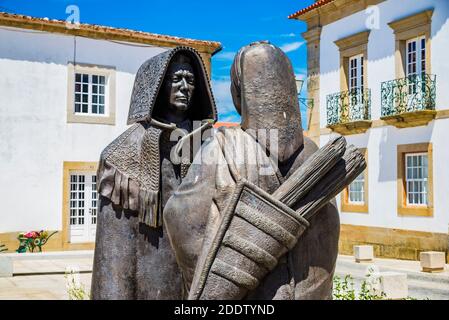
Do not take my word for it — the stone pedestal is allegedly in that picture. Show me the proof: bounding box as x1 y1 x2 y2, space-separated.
370 272 408 299
420 251 446 273
0 256 13 277
354 245 374 263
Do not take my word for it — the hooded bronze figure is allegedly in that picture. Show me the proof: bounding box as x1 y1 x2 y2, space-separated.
91 47 217 299
163 42 342 300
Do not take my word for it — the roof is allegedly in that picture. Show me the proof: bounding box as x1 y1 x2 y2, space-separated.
213 122 239 128
0 12 222 55
288 0 336 19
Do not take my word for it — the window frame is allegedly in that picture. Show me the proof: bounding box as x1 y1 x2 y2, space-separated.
334 30 370 94
67 62 116 125
341 148 369 213
405 152 428 207
62 162 98 248
348 54 364 92
397 143 433 217
406 36 426 77
348 171 365 204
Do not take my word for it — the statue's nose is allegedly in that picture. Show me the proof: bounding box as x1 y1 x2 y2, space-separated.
180 77 188 91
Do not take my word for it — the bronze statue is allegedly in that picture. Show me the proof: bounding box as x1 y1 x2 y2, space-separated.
163 42 366 300
91 47 217 299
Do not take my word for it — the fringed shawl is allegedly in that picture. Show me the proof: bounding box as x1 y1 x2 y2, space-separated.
97 123 163 228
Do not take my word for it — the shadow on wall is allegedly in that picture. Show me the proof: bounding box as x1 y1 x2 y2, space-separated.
0 26 167 74
377 123 434 183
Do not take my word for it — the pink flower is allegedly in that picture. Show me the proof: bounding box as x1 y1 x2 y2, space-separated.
24 231 38 238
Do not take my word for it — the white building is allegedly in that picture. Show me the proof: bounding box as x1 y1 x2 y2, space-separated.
290 0 449 260
0 12 221 251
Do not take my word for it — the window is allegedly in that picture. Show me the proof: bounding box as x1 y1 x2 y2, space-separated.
69 173 97 243
348 172 365 204
70 174 85 226
74 73 106 115
349 54 364 92
405 153 428 206
91 175 97 225
406 36 427 96
406 36 426 77
67 63 116 125
397 143 433 217
341 148 368 213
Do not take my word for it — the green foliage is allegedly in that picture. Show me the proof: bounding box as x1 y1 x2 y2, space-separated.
333 267 387 300
333 275 356 300
65 270 90 300
333 267 422 300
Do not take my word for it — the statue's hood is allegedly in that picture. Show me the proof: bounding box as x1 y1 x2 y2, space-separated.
128 46 217 125
231 41 304 163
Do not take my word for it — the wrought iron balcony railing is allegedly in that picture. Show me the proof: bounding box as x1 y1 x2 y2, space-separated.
381 74 436 117
326 88 371 126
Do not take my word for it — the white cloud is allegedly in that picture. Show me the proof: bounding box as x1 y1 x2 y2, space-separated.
214 51 236 61
280 41 304 53
280 32 296 37
211 78 241 123
211 79 232 105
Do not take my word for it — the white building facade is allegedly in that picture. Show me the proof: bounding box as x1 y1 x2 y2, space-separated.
0 12 220 251
291 0 449 260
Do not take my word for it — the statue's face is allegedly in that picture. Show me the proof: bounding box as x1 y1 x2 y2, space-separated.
164 62 195 112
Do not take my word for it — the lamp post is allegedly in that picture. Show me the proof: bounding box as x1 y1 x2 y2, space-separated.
296 79 304 95
296 78 313 109
296 78 314 131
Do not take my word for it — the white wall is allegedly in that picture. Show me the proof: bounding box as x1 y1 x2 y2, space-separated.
0 26 168 232
318 0 449 233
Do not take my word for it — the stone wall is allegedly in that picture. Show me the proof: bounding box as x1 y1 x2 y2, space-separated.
339 224 449 261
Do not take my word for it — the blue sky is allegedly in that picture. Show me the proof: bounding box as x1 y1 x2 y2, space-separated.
0 0 314 125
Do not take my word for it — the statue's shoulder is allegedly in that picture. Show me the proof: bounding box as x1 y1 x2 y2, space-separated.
100 123 144 162
213 125 255 152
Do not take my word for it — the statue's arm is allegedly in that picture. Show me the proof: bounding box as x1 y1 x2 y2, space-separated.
163 137 221 291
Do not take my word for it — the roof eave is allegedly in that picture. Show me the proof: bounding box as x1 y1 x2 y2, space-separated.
0 12 222 55
288 0 336 21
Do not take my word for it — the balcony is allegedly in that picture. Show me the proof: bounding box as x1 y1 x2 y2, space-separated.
381 74 436 128
326 88 372 135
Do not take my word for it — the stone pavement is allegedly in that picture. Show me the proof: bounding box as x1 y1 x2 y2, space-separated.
0 273 92 300
0 251 93 300
0 252 447 299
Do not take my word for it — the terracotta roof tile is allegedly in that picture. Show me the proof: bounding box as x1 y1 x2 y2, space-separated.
213 122 239 128
288 0 336 19
0 11 221 54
